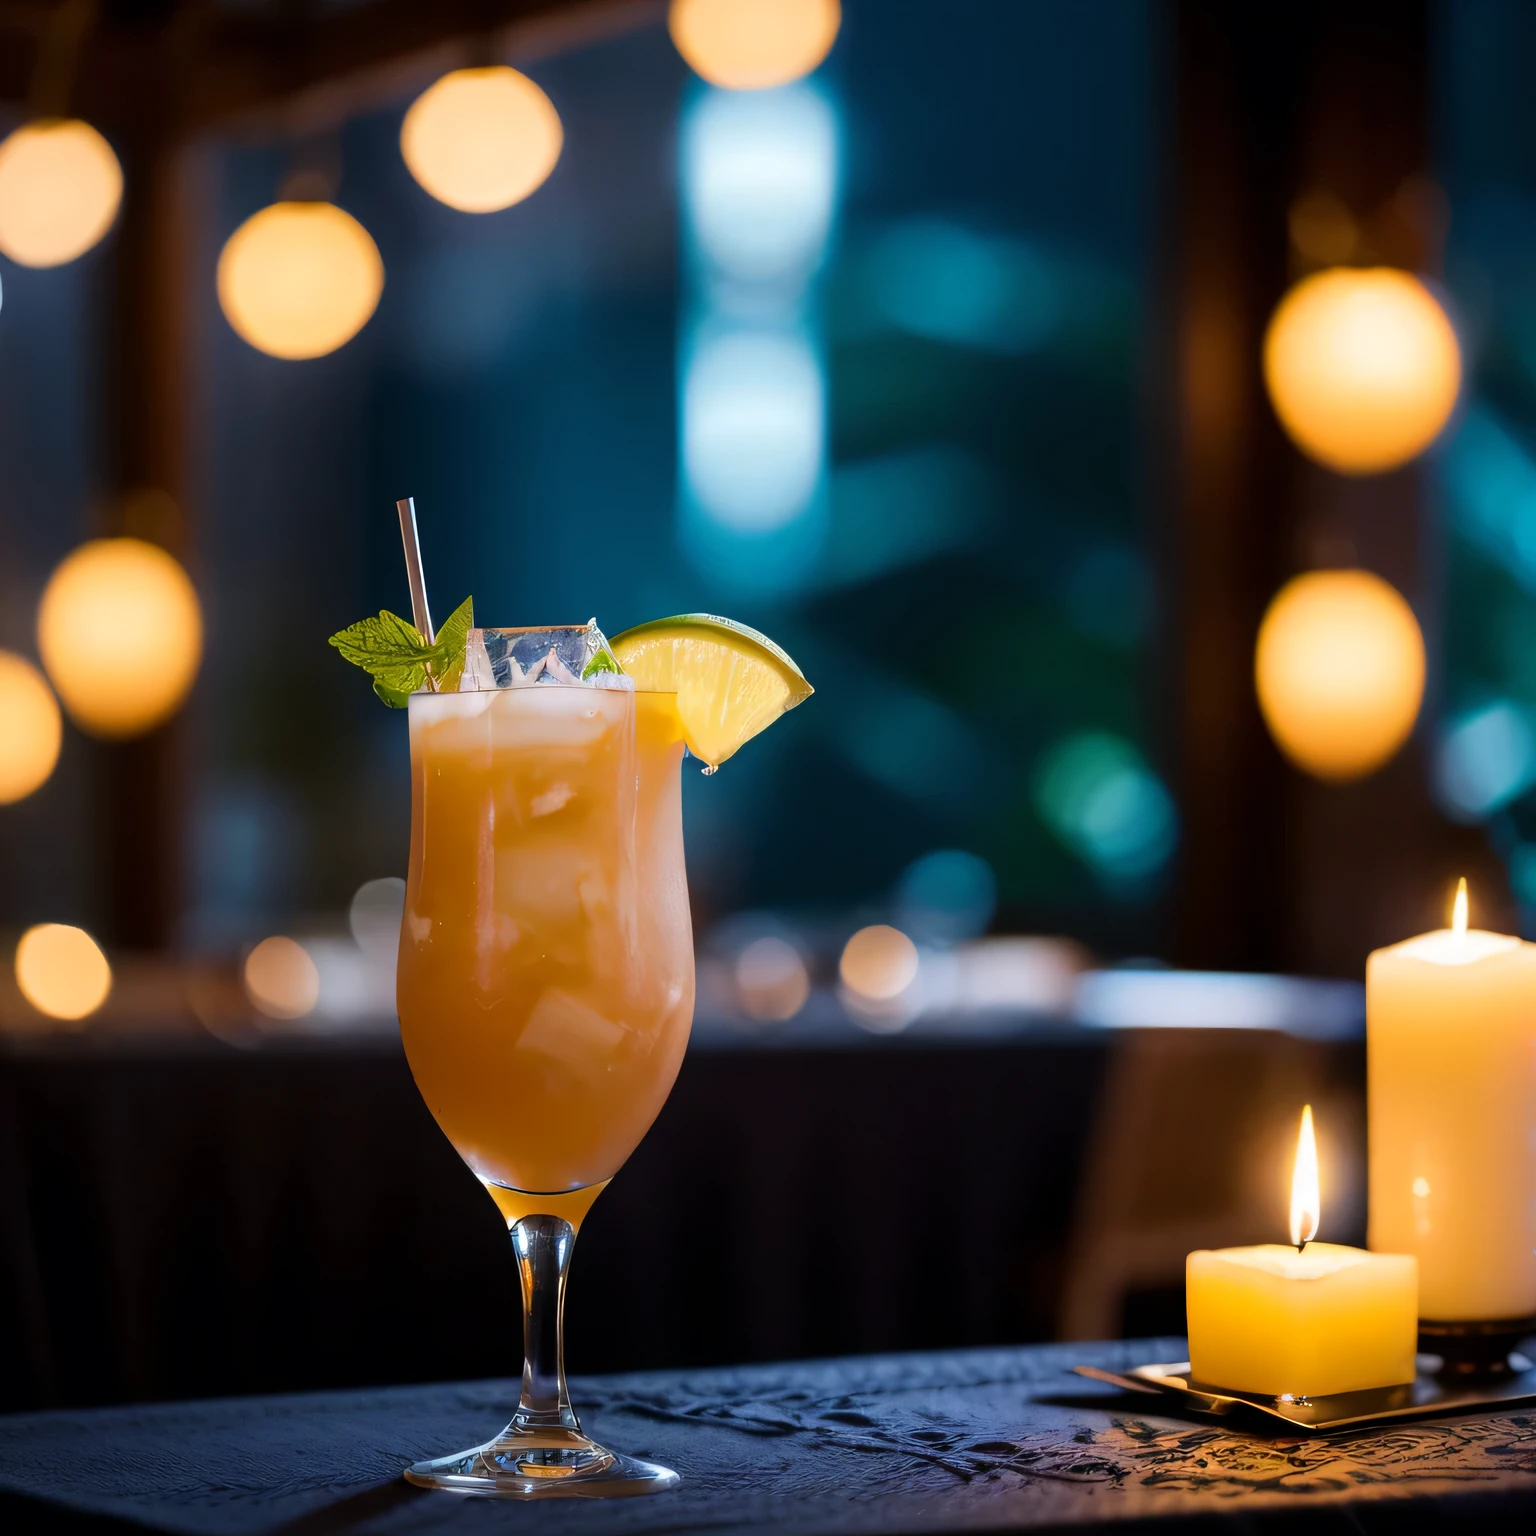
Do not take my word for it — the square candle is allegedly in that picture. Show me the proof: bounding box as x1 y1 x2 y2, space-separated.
1186 1243 1418 1398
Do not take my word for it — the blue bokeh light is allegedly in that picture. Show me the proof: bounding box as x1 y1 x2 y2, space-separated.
897 849 998 944
683 84 838 290
1033 732 1177 891
1436 701 1536 820
866 218 1059 353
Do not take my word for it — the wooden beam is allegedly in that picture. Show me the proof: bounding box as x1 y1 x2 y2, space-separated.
1166 0 1499 976
0 0 663 142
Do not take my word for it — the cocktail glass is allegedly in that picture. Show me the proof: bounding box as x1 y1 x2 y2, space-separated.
396 676 692 1497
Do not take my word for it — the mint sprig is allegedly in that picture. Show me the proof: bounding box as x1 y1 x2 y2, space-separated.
329 595 474 707
581 650 623 679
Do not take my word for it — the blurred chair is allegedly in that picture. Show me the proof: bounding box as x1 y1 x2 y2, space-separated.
1059 1026 1363 1341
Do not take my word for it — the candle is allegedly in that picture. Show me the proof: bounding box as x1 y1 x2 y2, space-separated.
1187 1106 1418 1397
1367 879 1536 1320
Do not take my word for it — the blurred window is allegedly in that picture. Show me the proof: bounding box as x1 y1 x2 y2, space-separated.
1 3 1166 958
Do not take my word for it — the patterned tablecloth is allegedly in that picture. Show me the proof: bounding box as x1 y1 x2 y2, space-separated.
3 1340 1536 1533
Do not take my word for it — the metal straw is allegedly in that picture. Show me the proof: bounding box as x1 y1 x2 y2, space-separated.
395 496 435 645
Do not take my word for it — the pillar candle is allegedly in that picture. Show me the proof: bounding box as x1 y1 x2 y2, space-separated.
1367 901 1536 1321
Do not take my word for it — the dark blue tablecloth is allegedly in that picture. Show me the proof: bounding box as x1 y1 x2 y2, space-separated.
3 1340 1536 1534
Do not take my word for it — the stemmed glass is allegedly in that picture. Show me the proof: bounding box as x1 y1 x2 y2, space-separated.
395 666 692 1497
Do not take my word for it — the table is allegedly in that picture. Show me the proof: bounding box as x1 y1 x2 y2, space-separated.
3 1340 1535 1533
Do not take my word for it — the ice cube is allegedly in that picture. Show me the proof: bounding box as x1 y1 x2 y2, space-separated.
488 682 632 750
463 629 499 692
519 987 629 1069
461 619 631 690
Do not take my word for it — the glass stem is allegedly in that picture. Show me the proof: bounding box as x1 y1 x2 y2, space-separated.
508 1214 583 1437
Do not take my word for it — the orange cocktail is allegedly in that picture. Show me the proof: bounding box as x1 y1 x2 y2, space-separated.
342 605 808 1499
398 682 692 1204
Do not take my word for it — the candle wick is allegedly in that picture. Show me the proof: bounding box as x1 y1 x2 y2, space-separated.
1296 1238 1308 1255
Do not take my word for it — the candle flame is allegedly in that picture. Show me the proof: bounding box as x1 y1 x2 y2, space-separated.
1452 877 1468 936
1289 1103 1320 1251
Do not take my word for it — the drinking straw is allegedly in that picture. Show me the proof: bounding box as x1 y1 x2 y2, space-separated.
395 496 435 644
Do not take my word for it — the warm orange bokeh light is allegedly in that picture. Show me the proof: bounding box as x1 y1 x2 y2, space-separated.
839 924 919 1001
401 66 562 213
1255 569 1425 782
1263 267 1461 476
244 936 320 1020
217 202 384 360
15 924 112 1021
735 935 810 1020
0 651 62 803
669 0 840 90
38 537 203 739
0 119 122 267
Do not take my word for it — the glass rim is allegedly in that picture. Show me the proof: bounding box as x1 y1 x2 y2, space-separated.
408 684 679 698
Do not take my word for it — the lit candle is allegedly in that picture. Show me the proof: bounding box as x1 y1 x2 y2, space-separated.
1368 878 1536 1321
1187 1107 1418 1397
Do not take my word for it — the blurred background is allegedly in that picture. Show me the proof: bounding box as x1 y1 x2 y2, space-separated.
0 0 1526 1409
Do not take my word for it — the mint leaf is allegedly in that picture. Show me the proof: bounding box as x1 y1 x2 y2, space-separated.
428 595 474 693
329 598 475 705
330 609 426 667
582 649 623 679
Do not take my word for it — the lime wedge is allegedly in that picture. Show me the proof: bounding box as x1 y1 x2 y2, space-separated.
609 614 813 768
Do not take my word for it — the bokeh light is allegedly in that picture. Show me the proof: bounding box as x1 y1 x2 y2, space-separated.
868 219 1058 354
682 83 837 282
243 936 320 1020
1033 733 1178 886
15 924 112 1021
735 935 810 1020
217 202 384 360
0 651 62 803
1263 267 1461 475
683 329 824 532
1437 702 1536 820
1287 189 1358 267
38 537 203 739
896 849 996 945
349 876 406 961
1255 569 1425 782
839 924 919 1001
669 0 840 90
401 66 562 213
0 119 122 267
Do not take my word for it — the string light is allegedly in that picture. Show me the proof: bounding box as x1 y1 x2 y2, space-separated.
15 923 112 1021
38 537 203 739
217 201 384 360
0 651 62 803
0 119 121 267
669 0 840 90
401 67 562 213
1264 268 1461 475
1255 569 1425 781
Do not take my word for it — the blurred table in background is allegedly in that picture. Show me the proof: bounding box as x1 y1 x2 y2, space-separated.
0 1003 1366 1413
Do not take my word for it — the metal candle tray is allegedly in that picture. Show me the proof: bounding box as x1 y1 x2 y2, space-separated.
1074 1355 1536 1433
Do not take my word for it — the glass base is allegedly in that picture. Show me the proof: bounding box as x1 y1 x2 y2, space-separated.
404 1424 678 1499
